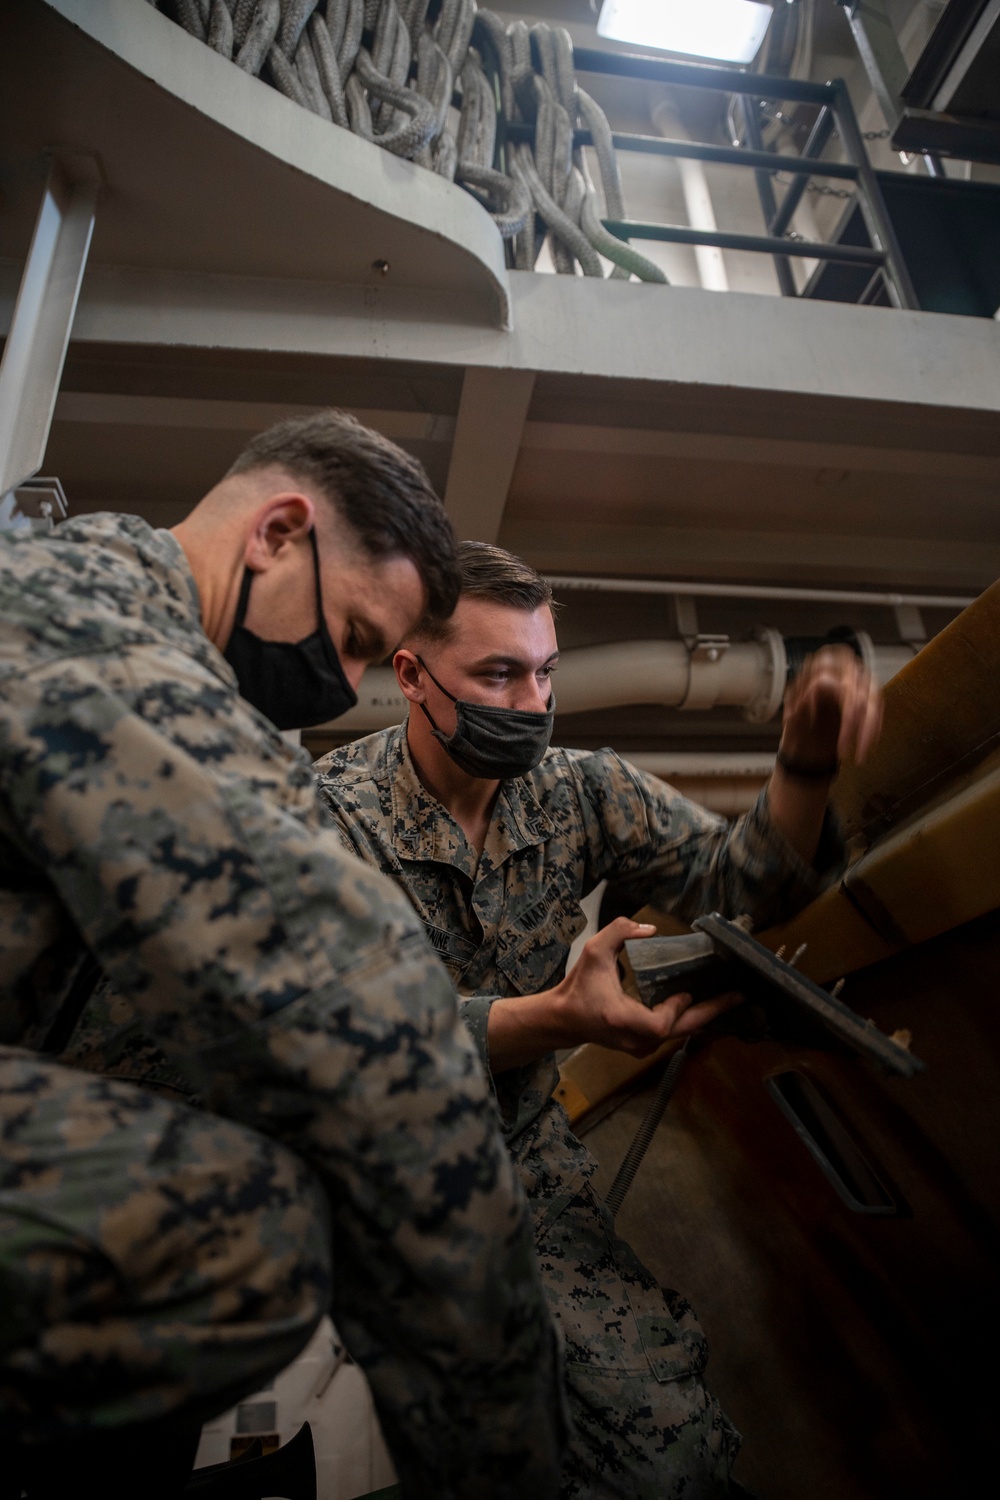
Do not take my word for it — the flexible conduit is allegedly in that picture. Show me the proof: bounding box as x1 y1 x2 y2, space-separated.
154 0 666 280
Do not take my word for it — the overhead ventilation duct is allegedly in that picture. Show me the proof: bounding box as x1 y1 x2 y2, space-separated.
322 631 916 735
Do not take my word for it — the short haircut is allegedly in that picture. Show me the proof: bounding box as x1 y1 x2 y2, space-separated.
415 541 555 642
227 410 459 622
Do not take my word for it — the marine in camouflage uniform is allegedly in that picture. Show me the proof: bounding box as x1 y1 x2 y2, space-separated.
315 725 842 1497
0 510 565 1495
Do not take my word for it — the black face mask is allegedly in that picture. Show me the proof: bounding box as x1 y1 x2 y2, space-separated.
223 530 358 731
417 657 555 780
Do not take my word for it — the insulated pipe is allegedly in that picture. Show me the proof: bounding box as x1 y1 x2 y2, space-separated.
544 576 975 611
320 637 916 734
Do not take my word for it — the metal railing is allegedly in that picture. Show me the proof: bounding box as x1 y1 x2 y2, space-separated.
503 47 918 310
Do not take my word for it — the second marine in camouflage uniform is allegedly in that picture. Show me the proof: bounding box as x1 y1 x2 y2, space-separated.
317 725 842 1497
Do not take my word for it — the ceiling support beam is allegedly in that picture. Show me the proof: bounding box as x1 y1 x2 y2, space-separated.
444 367 535 543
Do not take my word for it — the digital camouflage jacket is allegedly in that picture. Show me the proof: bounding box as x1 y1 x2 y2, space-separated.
0 514 564 1496
316 723 842 1214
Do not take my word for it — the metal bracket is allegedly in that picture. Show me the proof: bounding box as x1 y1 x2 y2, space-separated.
0 476 68 535
674 595 730 662
894 602 926 644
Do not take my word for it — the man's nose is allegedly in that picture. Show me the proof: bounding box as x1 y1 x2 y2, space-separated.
515 678 551 713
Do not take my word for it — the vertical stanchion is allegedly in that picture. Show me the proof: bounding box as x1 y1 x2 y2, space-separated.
0 155 100 499
831 80 918 310
741 97 796 297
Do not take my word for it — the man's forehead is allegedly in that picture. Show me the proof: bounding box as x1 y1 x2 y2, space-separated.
447 598 558 658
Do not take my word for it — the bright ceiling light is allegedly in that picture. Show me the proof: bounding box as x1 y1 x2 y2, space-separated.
597 0 774 65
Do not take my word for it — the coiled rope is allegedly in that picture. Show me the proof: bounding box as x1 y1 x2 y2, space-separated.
155 0 668 281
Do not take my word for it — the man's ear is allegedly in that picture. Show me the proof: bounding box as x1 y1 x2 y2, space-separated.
394 648 425 704
244 494 315 572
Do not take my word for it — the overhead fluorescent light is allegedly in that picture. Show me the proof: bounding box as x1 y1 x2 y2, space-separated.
597 0 774 65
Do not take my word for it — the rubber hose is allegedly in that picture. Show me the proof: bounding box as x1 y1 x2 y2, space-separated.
345 71 374 137
435 0 460 57
434 128 458 180
411 0 433 48
175 0 208 41
415 32 452 139
446 0 477 75
309 11 349 127
456 59 482 165
551 97 573 205
279 0 319 57
295 29 333 118
507 17 531 79
533 74 554 197
457 162 529 237
384 6 412 134
369 0 397 126
354 47 437 155
602 1043 690 1222
324 0 347 55
553 162 584 274
267 40 310 104
337 0 363 73
474 9 513 120
476 55 497 167
235 0 280 73
577 86 625 219
207 0 234 55
372 0 396 73
580 186 667 282
515 143 603 276
530 21 557 96
552 25 575 115
232 0 258 50
508 151 539 269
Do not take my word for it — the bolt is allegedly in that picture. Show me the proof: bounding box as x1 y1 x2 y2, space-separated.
372 258 390 275
789 943 808 967
831 978 846 998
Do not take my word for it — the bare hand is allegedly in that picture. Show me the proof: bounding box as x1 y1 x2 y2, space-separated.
549 918 741 1058
780 645 882 770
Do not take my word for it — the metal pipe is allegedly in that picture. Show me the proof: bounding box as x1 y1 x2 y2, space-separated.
601 220 884 264
571 46 837 106
543 576 975 611
768 106 835 238
321 638 916 734
502 124 860 180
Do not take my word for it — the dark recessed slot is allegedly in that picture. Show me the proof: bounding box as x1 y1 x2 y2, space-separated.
766 1069 901 1216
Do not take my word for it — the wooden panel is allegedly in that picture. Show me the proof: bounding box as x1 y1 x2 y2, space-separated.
835 575 1000 843
583 911 1000 1498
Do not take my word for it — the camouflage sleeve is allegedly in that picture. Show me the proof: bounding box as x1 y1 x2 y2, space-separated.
319 795 501 1103
4 650 565 1495
566 748 843 930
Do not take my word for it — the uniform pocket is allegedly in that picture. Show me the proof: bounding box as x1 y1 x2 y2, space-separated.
496 874 585 995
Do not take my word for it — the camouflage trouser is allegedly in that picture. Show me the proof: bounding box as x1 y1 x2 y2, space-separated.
0 1047 332 1443
535 1184 741 1499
